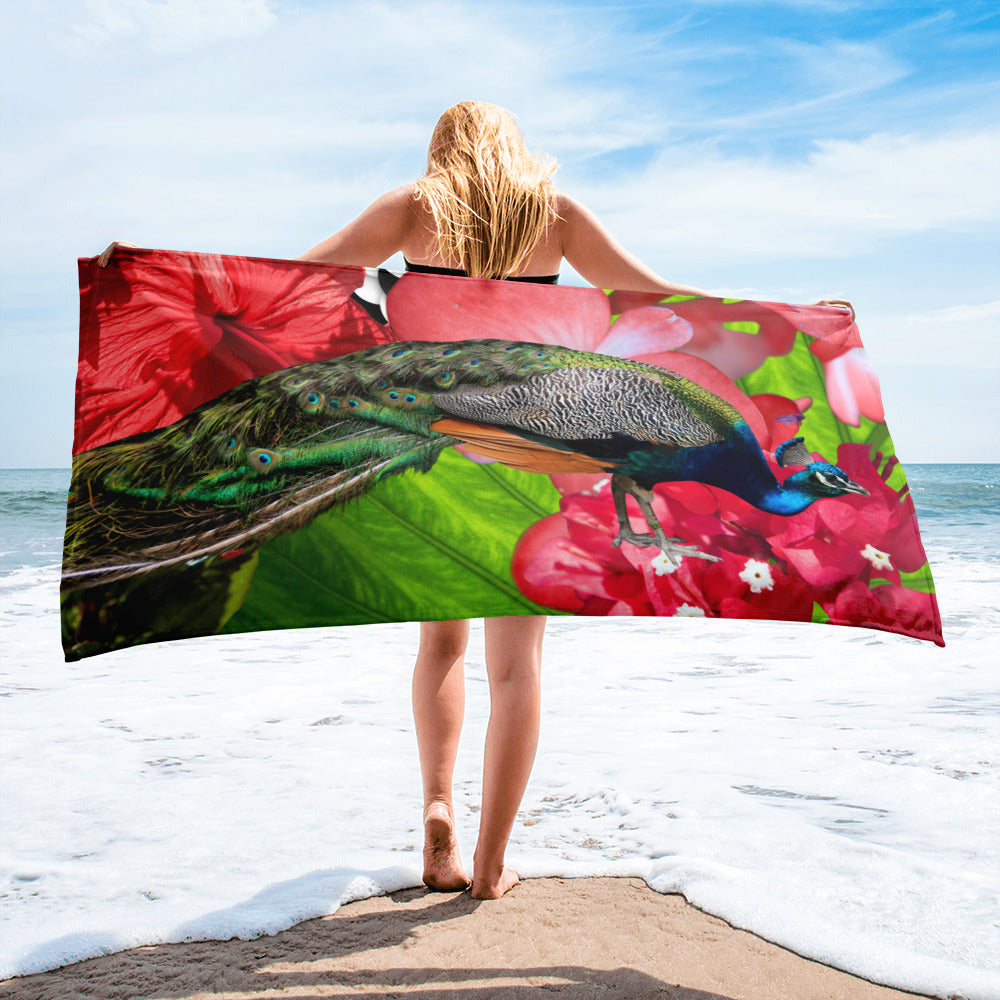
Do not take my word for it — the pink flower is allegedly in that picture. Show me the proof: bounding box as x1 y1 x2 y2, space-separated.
512 442 941 643
828 581 942 646
814 345 885 426
609 293 856 380
513 483 813 623
75 251 387 453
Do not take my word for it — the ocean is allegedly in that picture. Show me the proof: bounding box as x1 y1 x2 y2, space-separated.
1 464 998 998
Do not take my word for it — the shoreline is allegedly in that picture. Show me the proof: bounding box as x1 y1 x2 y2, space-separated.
0 876 933 999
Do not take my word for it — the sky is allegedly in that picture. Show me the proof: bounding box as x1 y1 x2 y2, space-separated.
1 0 998 466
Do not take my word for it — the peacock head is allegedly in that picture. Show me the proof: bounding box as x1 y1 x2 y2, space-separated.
775 437 869 500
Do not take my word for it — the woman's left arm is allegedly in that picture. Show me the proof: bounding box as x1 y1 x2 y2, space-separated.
814 297 855 321
297 184 416 266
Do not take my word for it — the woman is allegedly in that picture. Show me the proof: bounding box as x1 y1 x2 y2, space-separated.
101 101 851 900
293 101 726 901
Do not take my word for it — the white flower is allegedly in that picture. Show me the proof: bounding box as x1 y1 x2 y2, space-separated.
739 558 774 593
674 603 706 617
860 543 893 571
651 551 681 575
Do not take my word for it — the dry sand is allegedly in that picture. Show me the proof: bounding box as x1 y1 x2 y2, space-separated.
0 876 931 999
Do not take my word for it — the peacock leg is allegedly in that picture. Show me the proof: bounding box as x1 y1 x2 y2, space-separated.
610 474 721 566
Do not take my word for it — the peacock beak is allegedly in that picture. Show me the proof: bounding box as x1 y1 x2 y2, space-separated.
842 479 869 496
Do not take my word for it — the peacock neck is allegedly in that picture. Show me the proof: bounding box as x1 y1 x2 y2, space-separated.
711 424 815 516
754 483 814 516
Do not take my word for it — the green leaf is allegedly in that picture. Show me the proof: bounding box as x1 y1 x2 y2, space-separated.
899 566 937 594
225 448 564 632
722 321 761 335
736 331 899 466
811 601 831 624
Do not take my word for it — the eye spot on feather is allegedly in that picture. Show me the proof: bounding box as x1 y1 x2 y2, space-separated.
441 347 459 357
298 389 325 414
504 344 519 351
282 375 308 391
218 435 241 460
390 347 410 358
250 449 278 472
435 372 454 387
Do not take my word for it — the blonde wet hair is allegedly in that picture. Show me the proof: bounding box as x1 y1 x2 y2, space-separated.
414 101 557 279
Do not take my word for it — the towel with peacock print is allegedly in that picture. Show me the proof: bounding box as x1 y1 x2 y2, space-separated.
61 248 943 659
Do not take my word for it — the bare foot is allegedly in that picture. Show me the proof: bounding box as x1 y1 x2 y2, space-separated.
470 866 520 899
422 802 470 891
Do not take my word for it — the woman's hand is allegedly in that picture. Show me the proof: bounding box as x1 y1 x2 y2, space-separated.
97 241 139 267
814 297 855 322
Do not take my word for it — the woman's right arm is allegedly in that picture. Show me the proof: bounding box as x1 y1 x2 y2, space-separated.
558 194 711 297
297 184 416 266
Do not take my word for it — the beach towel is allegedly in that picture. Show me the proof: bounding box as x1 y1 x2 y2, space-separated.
61 248 943 659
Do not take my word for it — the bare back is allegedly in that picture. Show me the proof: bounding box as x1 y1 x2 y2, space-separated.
299 185 706 297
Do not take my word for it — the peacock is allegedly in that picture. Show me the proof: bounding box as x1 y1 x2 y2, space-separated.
64 337 868 593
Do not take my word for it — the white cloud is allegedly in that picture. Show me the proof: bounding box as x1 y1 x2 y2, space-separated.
1 0 997 465
61 0 277 52
863 300 1000 369
570 129 1000 266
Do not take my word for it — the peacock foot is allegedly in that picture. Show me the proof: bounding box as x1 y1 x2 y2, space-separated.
612 525 722 566
611 526 660 548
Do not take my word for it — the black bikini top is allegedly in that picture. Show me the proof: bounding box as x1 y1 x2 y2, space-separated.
403 257 558 284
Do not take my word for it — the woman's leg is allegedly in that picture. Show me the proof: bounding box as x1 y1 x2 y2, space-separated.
413 619 471 890
472 615 545 899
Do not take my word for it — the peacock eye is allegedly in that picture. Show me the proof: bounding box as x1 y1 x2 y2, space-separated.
347 398 360 407
390 348 409 357
329 399 341 410
504 344 519 351
374 378 388 389
441 347 458 356
226 437 237 450
435 371 453 386
388 390 400 400
404 393 416 403
306 392 319 404
468 358 481 366
533 351 546 358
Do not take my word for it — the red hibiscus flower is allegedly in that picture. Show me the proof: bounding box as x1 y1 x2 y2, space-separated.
75 249 388 453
